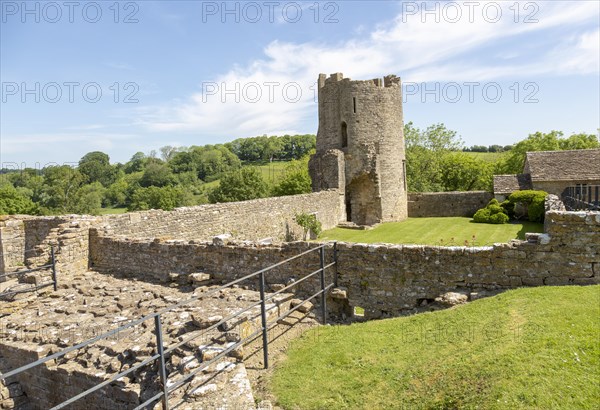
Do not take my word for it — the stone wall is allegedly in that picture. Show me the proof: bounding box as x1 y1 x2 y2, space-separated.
90 211 599 320
101 190 343 241
533 179 600 197
0 217 27 275
0 191 343 278
408 191 493 217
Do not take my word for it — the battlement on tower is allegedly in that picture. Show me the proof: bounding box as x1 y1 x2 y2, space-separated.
318 73 401 89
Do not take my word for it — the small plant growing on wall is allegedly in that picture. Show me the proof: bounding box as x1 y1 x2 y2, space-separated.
295 212 322 240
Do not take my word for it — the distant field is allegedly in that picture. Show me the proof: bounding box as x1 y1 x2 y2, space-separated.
319 217 544 246
464 151 506 162
99 207 127 215
251 161 289 183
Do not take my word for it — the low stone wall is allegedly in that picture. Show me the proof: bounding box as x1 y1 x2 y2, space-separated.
101 190 344 241
408 191 493 217
90 211 599 320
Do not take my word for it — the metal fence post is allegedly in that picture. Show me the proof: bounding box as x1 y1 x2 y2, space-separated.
319 246 327 325
258 271 269 369
154 315 169 410
50 246 57 291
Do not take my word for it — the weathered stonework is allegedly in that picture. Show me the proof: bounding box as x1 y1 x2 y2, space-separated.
100 190 343 242
309 73 408 225
89 211 599 321
408 191 494 217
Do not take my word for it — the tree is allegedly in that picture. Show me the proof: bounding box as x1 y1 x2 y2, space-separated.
0 186 40 215
128 186 191 211
72 182 105 215
500 131 599 174
440 152 493 191
40 166 85 213
404 122 464 192
140 162 175 187
271 157 312 196
208 167 268 203
78 151 116 187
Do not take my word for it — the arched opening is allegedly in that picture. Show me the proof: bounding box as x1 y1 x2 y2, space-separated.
341 122 348 148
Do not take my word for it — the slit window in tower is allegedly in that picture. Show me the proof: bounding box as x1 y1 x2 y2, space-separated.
341 121 348 148
353 97 357 113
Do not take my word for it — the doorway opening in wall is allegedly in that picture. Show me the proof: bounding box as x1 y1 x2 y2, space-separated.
345 195 352 222
341 121 348 148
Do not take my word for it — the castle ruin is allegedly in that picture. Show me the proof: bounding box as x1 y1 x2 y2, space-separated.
309 73 408 225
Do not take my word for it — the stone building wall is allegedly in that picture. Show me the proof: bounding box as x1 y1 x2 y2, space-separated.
309 73 407 225
408 191 493 217
533 180 600 197
90 211 599 320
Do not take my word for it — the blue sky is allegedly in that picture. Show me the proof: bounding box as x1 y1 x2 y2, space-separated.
1 0 599 166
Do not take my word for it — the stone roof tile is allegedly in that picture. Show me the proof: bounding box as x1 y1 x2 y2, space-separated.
493 174 533 194
525 149 600 181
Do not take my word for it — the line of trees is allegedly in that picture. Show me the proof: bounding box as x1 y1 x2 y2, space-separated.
1 127 598 216
0 134 316 215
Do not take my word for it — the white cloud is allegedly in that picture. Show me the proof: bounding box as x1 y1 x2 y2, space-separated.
138 1 599 137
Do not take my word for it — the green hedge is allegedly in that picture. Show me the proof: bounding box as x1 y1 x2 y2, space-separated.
508 190 547 222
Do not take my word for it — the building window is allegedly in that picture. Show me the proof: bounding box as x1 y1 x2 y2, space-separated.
341 121 348 148
353 97 357 113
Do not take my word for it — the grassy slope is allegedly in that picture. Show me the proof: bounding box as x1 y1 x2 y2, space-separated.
271 286 600 410
319 217 544 246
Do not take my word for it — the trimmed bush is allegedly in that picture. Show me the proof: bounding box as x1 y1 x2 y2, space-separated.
489 212 509 224
508 190 547 222
473 208 491 223
472 198 509 224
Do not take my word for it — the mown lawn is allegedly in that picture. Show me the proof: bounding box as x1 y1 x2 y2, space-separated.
270 286 600 409
319 217 544 246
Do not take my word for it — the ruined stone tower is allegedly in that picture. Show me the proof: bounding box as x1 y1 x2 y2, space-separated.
309 73 408 225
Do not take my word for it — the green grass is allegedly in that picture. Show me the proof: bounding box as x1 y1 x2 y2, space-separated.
252 161 289 183
99 207 127 215
270 286 600 409
319 217 544 246
464 152 506 162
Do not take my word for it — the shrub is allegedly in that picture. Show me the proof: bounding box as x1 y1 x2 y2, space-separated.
473 208 491 223
489 212 509 224
295 212 322 240
508 190 547 222
472 198 509 224
501 200 515 218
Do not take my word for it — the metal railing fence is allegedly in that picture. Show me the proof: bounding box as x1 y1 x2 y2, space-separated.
0 243 337 410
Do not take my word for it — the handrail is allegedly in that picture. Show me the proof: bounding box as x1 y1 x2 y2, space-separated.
0 242 338 410
0 245 57 297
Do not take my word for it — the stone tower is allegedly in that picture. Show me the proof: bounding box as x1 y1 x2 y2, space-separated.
309 73 408 225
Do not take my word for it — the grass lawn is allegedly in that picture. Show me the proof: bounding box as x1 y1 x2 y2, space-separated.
319 217 544 246
270 286 600 409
